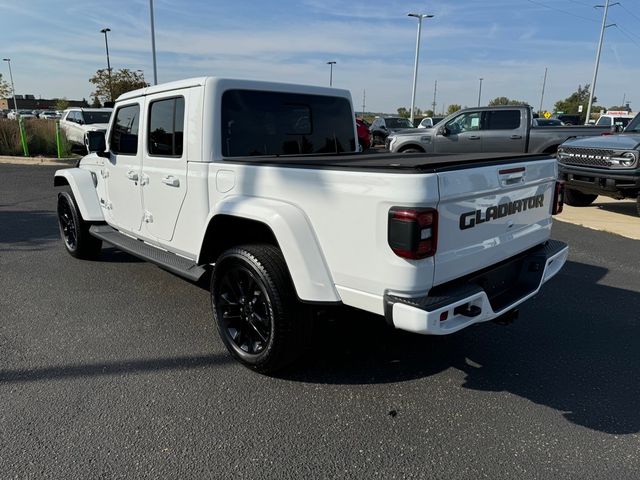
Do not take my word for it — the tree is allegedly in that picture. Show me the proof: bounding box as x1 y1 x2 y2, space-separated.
488 96 528 106
554 84 599 121
90 97 102 108
89 68 149 103
607 105 632 112
423 109 434 118
0 73 10 98
54 98 70 111
397 107 409 118
447 104 462 115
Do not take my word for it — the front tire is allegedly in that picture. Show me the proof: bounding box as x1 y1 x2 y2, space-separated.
564 188 598 207
57 191 102 259
211 245 311 373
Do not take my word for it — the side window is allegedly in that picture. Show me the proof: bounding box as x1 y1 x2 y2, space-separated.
148 97 185 157
67 111 76 122
446 112 481 134
110 104 140 155
485 110 521 130
596 117 611 126
76 111 84 124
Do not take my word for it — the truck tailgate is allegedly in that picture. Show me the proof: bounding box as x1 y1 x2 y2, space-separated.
434 159 557 286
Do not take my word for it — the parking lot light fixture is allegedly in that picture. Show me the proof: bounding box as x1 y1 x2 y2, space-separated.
477 77 483 107
2 58 18 112
100 28 113 102
407 13 434 125
327 61 336 87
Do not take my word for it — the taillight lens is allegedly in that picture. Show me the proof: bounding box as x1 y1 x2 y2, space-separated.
388 207 438 259
553 181 565 215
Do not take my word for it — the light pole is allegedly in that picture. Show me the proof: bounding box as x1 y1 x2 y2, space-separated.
2 58 18 113
100 28 113 102
477 77 483 107
585 0 618 124
327 61 336 87
408 13 434 125
149 0 158 85
539 67 548 114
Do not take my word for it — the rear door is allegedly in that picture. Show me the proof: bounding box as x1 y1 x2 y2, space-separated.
140 92 188 242
433 110 483 153
433 159 556 285
481 109 527 153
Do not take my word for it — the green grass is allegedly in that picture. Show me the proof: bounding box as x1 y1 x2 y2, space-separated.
0 118 74 157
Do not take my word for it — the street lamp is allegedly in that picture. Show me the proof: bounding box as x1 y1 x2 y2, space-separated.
100 28 113 102
2 58 18 113
149 0 158 85
407 13 434 125
477 77 484 107
327 61 336 87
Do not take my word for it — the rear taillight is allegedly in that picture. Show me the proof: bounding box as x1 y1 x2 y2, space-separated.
388 207 438 259
553 181 565 215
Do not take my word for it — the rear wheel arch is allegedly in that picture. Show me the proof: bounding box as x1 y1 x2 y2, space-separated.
198 215 279 266
543 144 560 154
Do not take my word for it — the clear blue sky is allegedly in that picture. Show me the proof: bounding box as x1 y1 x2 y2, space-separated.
1 0 639 113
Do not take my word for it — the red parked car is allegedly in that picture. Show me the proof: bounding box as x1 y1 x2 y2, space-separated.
356 118 372 151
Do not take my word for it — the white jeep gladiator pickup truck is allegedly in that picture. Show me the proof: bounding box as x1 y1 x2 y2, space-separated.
54 77 568 372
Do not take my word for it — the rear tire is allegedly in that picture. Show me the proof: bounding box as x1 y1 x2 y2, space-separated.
210 244 312 373
564 188 598 207
57 191 102 259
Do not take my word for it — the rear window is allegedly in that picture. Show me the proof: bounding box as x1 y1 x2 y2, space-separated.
485 110 521 130
221 90 355 157
596 116 612 126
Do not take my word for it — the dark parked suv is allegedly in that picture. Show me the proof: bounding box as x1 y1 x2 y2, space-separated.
369 116 414 146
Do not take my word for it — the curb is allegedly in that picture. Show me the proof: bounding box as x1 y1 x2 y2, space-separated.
0 156 78 166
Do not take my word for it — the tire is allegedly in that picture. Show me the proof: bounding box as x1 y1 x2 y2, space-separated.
400 147 423 153
210 244 312 373
57 191 102 259
372 134 384 147
564 188 598 207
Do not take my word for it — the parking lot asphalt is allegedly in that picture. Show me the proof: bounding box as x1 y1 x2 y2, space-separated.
1 163 639 479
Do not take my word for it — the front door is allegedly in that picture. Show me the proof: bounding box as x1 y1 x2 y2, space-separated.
104 102 144 234
140 93 188 242
433 110 483 154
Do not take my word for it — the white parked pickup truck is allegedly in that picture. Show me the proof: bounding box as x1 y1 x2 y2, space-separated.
54 77 568 372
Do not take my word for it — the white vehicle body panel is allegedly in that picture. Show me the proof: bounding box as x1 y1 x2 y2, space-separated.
55 76 567 332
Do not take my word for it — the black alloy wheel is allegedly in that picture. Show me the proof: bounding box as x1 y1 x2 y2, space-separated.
58 194 78 251
211 245 312 373
216 264 273 355
56 191 102 259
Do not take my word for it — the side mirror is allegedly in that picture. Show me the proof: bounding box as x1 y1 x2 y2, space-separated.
86 131 109 157
438 126 449 136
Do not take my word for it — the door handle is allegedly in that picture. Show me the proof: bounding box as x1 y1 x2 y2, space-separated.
126 170 139 181
468 135 480 140
510 135 523 139
161 175 180 187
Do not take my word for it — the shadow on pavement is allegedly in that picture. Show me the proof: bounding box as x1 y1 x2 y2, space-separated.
595 201 637 217
0 210 59 250
0 354 231 384
282 260 640 435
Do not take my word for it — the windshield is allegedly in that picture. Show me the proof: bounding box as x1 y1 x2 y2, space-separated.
386 118 414 129
82 111 112 124
625 114 640 132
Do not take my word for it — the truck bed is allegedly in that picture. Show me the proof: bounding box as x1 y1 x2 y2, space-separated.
222 152 553 173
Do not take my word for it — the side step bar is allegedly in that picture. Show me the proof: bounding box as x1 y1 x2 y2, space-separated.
89 224 206 282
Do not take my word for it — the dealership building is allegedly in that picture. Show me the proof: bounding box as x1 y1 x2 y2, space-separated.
0 95 87 110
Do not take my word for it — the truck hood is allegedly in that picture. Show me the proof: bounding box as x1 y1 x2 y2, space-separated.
562 134 640 150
